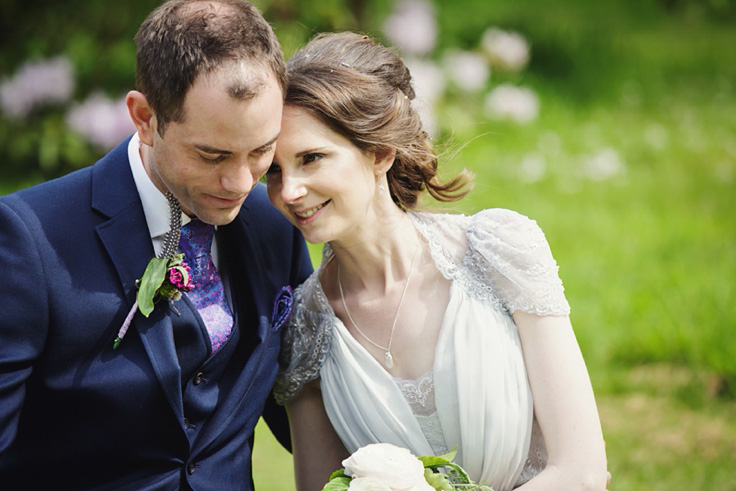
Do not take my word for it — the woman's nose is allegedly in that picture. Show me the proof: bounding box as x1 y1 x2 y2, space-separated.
280 174 307 204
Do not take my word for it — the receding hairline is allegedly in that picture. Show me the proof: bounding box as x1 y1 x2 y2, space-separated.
177 61 283 123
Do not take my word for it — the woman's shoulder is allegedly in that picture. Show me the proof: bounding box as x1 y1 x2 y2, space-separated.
426 207 571 317
467 208 550 252
273 262 336 406
411 207 541 251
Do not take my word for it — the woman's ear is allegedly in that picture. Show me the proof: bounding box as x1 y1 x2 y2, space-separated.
126 90 157 146
373 147 397 175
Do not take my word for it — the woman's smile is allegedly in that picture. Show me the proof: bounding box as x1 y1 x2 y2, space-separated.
293 200 331 224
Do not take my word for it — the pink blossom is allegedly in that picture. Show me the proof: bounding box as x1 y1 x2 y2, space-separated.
0 56 75 118
383 0 437 56
169 263 194 291
65 92 135 149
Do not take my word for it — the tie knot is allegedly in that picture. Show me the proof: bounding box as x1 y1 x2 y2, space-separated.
179 220 215 260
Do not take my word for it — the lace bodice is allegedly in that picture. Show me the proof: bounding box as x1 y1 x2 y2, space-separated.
393 370 448 455
273 209 570 490
274 209 569 405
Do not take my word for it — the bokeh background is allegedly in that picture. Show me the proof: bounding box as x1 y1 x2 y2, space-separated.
2 0 735 489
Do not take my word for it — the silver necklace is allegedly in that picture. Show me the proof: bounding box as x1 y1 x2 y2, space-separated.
337 241 421 369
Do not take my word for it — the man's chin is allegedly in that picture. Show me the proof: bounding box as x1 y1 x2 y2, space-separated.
191 207 241 226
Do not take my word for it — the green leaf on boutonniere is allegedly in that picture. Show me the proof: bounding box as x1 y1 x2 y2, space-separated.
321 475 350 491
136 257 169 317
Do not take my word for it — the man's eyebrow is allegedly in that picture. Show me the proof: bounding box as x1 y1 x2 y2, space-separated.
192 132 280 155
254 133 280 152
193 144 231 155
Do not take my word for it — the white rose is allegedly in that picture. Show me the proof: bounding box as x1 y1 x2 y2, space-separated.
342 443 433 491
349 477 393 491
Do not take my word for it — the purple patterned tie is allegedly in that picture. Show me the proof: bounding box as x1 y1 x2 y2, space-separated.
179 220 233 354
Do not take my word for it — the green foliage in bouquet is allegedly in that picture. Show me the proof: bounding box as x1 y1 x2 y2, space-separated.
322 447 493 491
419 449 494 491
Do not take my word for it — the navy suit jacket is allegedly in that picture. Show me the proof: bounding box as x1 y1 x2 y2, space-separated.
0 138 313 490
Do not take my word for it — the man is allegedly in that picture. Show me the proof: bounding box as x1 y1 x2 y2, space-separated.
0 1 312 489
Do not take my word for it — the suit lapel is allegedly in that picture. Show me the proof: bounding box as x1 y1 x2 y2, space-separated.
91 140 184 420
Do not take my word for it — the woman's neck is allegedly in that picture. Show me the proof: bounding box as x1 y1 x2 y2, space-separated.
328 208 421 295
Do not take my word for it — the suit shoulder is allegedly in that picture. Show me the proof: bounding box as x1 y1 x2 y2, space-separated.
241 184 291 225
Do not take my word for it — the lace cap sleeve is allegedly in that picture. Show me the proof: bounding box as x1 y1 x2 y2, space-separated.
273 272 335 405
466 209 570 316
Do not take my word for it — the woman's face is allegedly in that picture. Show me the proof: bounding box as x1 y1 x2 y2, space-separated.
267 105 379 245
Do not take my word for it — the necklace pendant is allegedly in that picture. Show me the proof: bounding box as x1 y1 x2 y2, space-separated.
384 351 394 369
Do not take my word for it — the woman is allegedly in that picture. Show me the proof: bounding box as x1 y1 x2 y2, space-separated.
267 32 608 491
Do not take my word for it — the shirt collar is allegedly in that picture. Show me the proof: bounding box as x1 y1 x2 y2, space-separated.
128 132 190 242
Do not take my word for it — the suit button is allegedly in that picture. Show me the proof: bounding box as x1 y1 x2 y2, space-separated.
193 372 204 385
187 463 197 475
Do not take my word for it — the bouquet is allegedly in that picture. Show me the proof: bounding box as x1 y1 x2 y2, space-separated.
323 443 493 491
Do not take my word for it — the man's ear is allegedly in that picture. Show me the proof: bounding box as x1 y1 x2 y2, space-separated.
126 90 157 146
374 147 397 175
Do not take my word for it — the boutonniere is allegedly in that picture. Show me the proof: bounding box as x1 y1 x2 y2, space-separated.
113 254 195 349
113 192 191 349
271 285 294 332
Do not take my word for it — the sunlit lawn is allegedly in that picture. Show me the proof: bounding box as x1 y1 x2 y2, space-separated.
252 3 736 489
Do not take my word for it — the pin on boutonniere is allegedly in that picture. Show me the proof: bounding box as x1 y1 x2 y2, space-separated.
113 192 192 349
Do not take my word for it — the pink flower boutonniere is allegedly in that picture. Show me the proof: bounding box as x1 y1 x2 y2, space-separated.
113 253 194 349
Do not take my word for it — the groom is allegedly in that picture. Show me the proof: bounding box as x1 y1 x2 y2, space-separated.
0 1 311 489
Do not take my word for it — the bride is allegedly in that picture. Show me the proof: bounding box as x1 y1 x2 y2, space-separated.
267 32 608 491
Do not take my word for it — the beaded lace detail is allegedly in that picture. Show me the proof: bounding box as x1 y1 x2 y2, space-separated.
410 210 570 317
514 418 548 487
393 369 449 455
274 209 570 404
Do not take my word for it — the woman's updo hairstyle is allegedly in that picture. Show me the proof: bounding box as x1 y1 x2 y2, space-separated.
285 32 472 209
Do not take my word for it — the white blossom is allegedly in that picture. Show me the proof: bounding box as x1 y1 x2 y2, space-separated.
383 0 437 56
66 92 135 149
403 57 444 136
443 50 490 92
481 28 530 72
519 153 547 183
404 57 446 104
343 443 432 491
484 84 540 124
348 477 393 491
582 147 626 181
411 99 439 137
0 56 75 118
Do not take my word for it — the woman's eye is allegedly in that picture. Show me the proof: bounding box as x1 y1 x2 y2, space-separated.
303 153 323 164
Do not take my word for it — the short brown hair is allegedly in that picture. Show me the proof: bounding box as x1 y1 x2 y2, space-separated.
135 0 286 135
285 32 472 209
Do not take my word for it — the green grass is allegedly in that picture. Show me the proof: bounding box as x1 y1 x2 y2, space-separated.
253 2 736 489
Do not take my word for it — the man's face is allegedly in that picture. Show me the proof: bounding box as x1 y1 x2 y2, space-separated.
145 65 283 225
